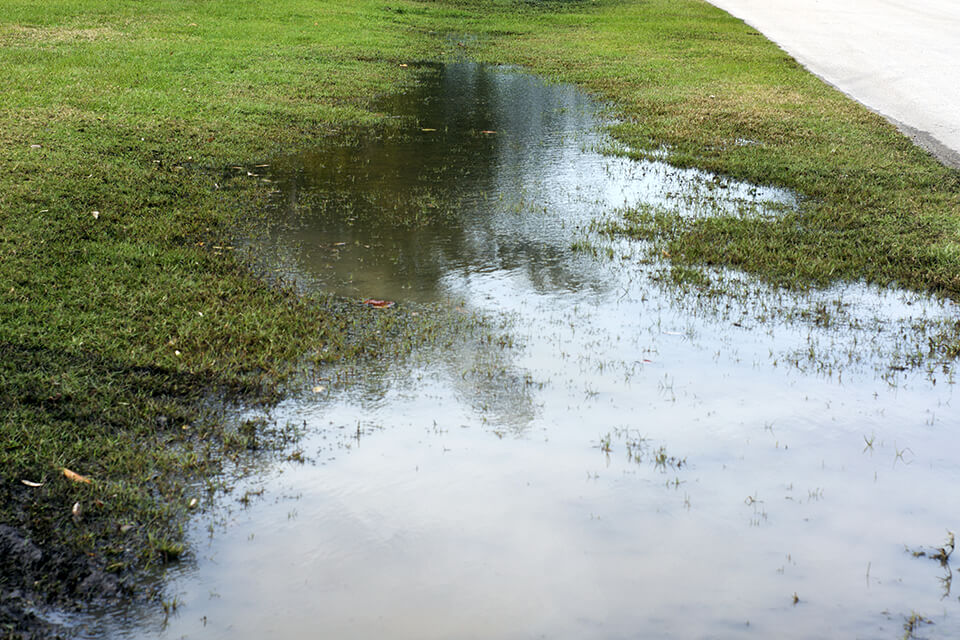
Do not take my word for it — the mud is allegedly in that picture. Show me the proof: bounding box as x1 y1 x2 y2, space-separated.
1 520 127 639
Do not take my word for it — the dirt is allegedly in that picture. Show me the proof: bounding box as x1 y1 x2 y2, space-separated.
0 517 130 639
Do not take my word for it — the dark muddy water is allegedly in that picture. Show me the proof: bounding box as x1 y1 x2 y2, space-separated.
90 64 959 639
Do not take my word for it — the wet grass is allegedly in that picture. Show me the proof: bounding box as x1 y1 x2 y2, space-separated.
581 232 960 380
3 0 960 631
0 0 454 624
438 0 960 298
598 429 687 471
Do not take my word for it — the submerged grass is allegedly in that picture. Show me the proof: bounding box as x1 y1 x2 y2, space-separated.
2 0 959 631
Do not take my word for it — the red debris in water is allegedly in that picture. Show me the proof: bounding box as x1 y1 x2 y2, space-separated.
363 299 395 309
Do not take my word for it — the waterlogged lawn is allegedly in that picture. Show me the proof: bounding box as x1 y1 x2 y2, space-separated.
1 0 959 635
461 1 960 296
90 62 960 640
1 0 449 627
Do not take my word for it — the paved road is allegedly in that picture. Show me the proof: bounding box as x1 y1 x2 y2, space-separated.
705 0 960 168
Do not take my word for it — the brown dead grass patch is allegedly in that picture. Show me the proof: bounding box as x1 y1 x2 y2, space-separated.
0 24 124 45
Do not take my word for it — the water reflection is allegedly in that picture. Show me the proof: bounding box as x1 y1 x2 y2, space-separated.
260 62 793 303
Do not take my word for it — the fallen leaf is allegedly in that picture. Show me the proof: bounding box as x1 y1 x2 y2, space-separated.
188 498 198 509
91 210 100 219
72 502 81 520
480 130 497 134
312 385 326 393
363 299 395 309
63 467 91 484
21 479 44 488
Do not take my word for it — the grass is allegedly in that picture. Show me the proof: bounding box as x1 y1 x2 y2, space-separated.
450 0 960 296
0 0 457 618
2 0 959 627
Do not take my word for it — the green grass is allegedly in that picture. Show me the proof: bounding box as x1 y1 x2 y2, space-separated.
449 0 960 295
0 0 455 610
2 0 959 620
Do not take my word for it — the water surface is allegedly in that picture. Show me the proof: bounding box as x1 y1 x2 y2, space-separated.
94 63 960 639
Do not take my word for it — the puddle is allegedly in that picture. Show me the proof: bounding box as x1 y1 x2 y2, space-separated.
87 63 959 639
250 62 796 304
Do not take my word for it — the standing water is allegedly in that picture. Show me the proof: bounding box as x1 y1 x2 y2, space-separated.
95 63 959 638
